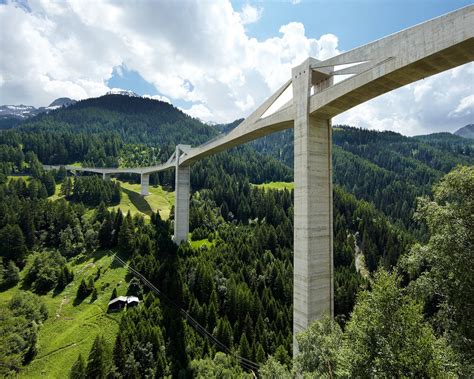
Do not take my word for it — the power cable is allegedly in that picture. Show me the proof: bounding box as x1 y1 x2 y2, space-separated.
112 254 260 373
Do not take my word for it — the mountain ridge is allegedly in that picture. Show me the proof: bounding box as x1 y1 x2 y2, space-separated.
454 124 474 139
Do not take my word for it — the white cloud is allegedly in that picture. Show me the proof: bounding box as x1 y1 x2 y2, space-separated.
143 94 171 104
451 94 474 116
239 4 263 25
0 0 471 135
334 62 474 135
181 103 213 121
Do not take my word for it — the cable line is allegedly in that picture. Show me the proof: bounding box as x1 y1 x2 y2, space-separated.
112 254 260 373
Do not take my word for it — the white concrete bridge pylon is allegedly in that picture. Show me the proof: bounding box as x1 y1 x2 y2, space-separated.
174 145 191 244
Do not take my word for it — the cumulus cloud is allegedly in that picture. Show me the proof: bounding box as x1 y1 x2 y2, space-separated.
451 94 474 116
239 4 263 25
334 62 474 135
181 103 213 121
143 94 171 104
0 0 471 134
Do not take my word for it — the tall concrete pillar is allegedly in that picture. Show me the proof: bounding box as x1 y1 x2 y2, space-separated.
174 145 191 244
140 173 150 196
102 172 111 181
292 60 334 354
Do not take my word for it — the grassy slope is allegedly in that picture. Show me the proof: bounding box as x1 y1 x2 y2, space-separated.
189 238 214 249
253 181 294 191
0 251 128 378
8 176 175 220
109 181 175 220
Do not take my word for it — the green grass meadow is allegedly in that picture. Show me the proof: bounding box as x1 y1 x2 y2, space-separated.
109 181 175 220
0 251 129 378
253 181 294 191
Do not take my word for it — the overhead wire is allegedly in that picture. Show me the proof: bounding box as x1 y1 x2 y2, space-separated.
112 254 260 373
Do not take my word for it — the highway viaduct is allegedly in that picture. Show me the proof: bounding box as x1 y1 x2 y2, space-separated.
45 6 474 355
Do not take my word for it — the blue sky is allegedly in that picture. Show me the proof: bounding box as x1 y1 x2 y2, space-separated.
237 1 473 48
1 0 473 135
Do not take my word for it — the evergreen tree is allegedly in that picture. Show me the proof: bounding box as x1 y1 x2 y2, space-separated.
215 316 233 349
42 172 56 196
0 224 27 266
99 212 114 248
255 343 265 363
85 335 109 379
112 333 127 373
239 334 251 361
69 353 86 379
117 212 134 256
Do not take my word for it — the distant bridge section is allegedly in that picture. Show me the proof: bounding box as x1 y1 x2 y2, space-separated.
43 5 474 356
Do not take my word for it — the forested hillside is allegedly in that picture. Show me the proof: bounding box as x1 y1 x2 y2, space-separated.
0 95 472 377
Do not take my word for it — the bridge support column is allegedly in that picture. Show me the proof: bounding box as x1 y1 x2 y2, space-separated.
174 145 191 244
102 173 111 181
292 60 334 355
140 174 150 196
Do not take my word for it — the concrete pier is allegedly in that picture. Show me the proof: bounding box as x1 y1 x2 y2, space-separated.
102 173 111 181
292 60 334 353
174 145 191 244
140 174 149 196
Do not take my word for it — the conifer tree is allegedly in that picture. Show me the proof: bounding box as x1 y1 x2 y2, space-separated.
255 343 266 363
69 353 86 379
113 333 127 373
117 213 134 256
0 224 26 267
85 335 109 379
239 334 251 361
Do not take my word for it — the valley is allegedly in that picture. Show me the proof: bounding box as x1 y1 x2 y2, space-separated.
0 92 472 377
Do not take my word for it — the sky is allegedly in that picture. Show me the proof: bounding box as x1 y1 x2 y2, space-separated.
0 0 473 136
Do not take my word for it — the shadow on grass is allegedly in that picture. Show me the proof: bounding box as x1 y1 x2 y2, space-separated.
122 187 153 215
53 284 66 297
92 249 110 262
73 294 87 306
110 256 123 269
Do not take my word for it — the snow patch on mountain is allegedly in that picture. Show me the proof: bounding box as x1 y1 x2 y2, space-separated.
0 97 76 120
106 88 140 97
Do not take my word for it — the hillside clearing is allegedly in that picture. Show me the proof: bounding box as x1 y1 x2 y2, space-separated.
0 251 129 378
8 175 174 220
253 181 294 191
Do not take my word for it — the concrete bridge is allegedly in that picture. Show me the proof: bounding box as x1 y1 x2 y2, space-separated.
45 6 474 354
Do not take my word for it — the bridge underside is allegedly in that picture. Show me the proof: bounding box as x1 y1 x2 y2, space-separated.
311 38 474 119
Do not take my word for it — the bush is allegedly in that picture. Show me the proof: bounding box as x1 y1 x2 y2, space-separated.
24 251 69 294
1 259 20 289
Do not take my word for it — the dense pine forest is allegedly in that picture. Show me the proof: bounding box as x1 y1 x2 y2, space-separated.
0 95 472 377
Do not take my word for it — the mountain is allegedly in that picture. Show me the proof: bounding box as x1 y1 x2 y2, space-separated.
0 94 220 167
48 97 77 108
0 104 43 119
454 124 474 139
0 97 77 123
